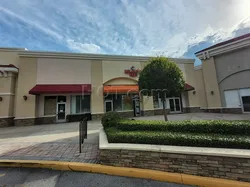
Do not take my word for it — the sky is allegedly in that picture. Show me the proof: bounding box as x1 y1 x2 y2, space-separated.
0 0 250 65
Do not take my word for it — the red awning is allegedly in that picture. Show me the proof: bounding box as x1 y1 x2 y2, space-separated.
29 84 91 95
184 83 195 91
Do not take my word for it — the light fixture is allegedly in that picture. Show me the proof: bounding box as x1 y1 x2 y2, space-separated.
193 91 196 95
0 97 2 101
210 91 214 95
23 95 28 101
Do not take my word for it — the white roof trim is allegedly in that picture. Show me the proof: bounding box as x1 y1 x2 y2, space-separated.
196 37 250 60
0 67 19 73
0 47 27 52
18 51 195 64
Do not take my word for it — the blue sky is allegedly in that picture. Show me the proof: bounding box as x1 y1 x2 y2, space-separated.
0 0 250 65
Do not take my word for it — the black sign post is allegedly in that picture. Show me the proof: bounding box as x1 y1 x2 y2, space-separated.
133 95 141 117
79 118 88 153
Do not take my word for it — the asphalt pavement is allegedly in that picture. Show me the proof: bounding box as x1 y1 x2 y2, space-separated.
0 167 192 187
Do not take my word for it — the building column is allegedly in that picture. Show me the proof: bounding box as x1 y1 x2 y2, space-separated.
0 73 16 127
141 96 154 116
14 57 37 126
202 57 222 108
91 60 104 120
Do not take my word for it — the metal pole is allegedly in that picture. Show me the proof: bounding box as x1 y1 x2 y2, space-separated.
79 122 82 153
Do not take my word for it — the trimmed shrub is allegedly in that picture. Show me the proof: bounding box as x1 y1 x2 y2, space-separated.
101 111 121 129
105 128 250 149
116 119 250 135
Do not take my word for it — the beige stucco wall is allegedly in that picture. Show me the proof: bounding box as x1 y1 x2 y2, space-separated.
15 57 37 118
194 68 207 108
0 75 16 117
0 96 11 117
0 75 14 93
184 64 201 107
142 96 154 111
102 60 141 83
0 51 20 67
91 60 104 114
37 58 91 84
8 95 15 116
202 57 222 108
214 46 250 107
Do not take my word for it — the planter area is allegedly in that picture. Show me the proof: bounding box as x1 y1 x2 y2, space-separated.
100 129 250 182
100 112 250 182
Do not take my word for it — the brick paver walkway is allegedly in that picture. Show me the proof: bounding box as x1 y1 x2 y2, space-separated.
0 142 99 163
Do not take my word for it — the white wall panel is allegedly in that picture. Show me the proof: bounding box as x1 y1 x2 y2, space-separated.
239 88 250 97
224 90 240 108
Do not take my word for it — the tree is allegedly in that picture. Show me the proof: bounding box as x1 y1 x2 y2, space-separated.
138 57 185 121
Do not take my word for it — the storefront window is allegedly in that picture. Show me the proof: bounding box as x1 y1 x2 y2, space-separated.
113 94 122 111
71 95 90 114
44 96 57 115
153 93 167 109
153 94 159 108
123 95 133 110
104 94 134 112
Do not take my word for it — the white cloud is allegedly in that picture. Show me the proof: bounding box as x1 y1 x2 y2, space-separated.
0 6 63 40
66 40 101 53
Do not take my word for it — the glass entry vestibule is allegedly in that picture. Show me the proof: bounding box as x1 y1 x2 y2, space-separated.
104 94 140 116
169 97 181 113
153 95 182 113
103 84 140 116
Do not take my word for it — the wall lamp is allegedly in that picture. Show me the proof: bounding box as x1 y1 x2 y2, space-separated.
193 91 196 95
23 95 28 101
0 97 2 102
210 91 214 95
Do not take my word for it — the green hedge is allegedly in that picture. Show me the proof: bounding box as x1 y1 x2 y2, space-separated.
105 127 250 149
101 111 122 129
116 119 250 135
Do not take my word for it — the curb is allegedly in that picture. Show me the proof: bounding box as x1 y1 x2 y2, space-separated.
0 160 250 187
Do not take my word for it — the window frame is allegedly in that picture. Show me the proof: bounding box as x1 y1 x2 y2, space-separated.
70 94 91 114
104 94 134 112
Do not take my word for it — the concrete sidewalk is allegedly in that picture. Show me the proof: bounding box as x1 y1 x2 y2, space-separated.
0 142 99 163
0 120 101 163
1 113 250 164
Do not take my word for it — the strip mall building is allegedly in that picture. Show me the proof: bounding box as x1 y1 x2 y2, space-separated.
0 33 249 127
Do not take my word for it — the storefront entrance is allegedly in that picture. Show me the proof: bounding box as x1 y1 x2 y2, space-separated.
242 96 250 112
56 96 66 123
105 100 113 112
169 97 181 113
224 88 250 113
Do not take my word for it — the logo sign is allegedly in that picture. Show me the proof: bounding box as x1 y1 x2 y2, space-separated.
124 66 141 77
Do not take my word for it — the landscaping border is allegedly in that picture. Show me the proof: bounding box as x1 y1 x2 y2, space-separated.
99 128 250 182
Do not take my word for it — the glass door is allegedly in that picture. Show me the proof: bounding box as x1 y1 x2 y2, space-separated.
57 103 66 122
169 99 175 112
169 97 181 113
242 96 250 112
105 100 113 112
175 98 181 112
